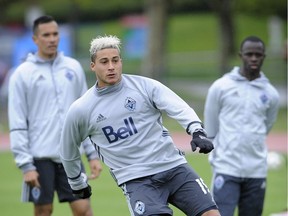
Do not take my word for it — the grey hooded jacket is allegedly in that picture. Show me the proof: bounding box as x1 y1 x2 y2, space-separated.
204 66 280 178
8 52 97 173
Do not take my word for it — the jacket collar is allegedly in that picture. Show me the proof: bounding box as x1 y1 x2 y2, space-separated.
95 76 123 96
226 66 270 88
26 52 64 64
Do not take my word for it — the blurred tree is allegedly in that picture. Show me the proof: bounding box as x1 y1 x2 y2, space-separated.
204 0 286 74
3 0 286 24
205 0 236 74
141 0 170 82
0 0 23 24
235 0 286 19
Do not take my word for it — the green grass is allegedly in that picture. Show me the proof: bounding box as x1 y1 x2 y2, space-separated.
0 151 286 216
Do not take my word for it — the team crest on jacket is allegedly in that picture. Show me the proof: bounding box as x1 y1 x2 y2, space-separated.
125 97 136 111
260 93 268 104
65 70 74 81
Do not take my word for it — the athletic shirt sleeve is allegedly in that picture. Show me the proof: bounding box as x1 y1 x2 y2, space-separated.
8 65 35 171
70 59 97 159
265 84 280 133
144 77 203 133
204 80 221 139
60 99 89 190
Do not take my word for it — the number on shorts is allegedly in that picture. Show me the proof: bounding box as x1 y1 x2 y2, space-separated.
195 178 210 194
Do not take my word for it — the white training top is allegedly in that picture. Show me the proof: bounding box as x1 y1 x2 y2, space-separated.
204 67 280 178
60 74 204 189
8 52 97 173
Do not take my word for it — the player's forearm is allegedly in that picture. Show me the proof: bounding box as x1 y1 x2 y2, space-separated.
82 138 99 161
60 135 83 180
10 132 34 169
61 158 87 190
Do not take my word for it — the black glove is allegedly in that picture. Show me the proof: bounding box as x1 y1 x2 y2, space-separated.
72 184 92 199
191 130 214 154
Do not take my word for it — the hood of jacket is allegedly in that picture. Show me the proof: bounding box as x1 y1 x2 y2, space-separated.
25 51 64 64
225 66 270 89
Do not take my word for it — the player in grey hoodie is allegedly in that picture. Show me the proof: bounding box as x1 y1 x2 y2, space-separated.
60 35 221 216
9 15 102 216
204 36 279 216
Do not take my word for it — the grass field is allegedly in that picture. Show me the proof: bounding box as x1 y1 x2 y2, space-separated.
0 151 286 216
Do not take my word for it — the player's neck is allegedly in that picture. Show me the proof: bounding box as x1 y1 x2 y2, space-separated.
239 69 260 81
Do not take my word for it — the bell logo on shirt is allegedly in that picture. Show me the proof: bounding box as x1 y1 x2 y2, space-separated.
102 117 138 143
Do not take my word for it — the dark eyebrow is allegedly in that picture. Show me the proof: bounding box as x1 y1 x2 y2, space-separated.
243 51 264 57
243 51 263 54
99 58 108 61
42 31 58 36
100 56 119 60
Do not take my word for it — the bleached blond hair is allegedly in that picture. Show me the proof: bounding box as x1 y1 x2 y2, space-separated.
89 35 121 61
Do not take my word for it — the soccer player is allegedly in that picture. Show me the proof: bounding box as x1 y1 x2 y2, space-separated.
8 15 102 216
60 35 221 216
204 36 280 216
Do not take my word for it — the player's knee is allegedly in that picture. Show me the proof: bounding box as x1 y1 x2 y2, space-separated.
34 204 53 216
72 207 93 216
81 208 93 216
150 214 171 216
200 209 221 216
70 199 93 216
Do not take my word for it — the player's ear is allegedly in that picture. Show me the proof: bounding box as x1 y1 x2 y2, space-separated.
238 51 242 58
32 35 37 44
90 61 95 70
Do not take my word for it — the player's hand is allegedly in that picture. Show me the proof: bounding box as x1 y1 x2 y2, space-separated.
88 159 102 179
23 170 40 188
72 184 92 199
190 131 214 154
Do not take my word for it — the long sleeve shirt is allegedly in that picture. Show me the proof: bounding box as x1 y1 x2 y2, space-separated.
204 67 280 178
60 74 204 189
8 52 97 173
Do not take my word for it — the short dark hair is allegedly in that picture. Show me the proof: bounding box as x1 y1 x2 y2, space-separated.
33 15 55 34
240 36 265 51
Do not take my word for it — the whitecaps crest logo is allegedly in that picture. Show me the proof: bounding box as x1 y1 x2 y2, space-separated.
214 175 224 190
32 187 41 200
134 200 145 215
65 70 74 81
260 93 268 104
125 97 136 111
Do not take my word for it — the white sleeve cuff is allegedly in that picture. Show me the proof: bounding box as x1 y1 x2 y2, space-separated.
188 122 203 134
68 173 88 190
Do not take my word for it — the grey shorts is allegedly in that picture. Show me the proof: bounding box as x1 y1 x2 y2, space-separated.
21 159 85 204
212 173 266 216
120 163 218 216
